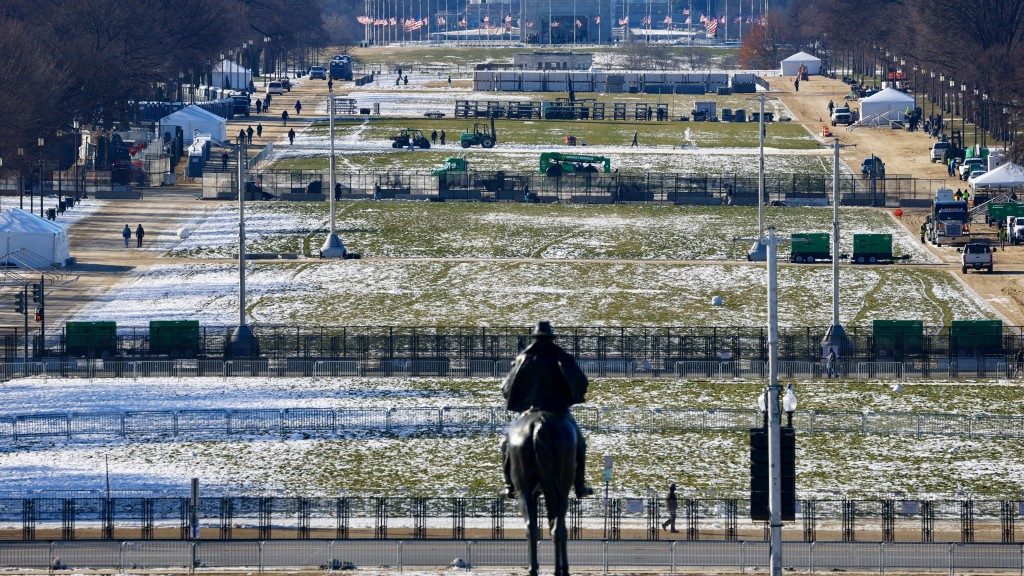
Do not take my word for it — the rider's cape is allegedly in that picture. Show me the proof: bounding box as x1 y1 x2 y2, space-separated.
502 340 588 413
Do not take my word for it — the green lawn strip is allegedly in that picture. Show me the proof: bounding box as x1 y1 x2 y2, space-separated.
305 117 816 149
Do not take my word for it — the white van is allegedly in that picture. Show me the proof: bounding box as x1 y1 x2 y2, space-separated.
266 81 284 96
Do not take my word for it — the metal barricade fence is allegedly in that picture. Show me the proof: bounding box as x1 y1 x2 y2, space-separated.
0 540 1022 572
674 360 721 379
857 361 905 380
720 360 767 379
579 359 635 378
777 361 819 379
313 360 361 377
441 406 498 434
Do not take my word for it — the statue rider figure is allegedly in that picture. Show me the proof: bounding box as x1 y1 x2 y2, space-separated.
500 321 592 499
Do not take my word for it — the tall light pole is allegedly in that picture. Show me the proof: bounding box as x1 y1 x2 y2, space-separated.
228 144 259 357
747 95 772 261
822 138 852 360
765 226 784 576
17 146 24 209
961 83 967 149
36 136 44 218
321 88 347 258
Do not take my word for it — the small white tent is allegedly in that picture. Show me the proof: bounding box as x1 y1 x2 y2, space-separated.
969 162 1024 190
159 106 227 144
859 88 915 126
781 51 821 76
0 208 71 269
211 59 252 91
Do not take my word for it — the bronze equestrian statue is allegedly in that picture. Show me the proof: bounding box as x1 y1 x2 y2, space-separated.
501 321 591 576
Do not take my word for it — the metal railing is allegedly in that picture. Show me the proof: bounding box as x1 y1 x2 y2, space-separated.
3 405 1022 443
3 539 1024 573
5 358 1024 383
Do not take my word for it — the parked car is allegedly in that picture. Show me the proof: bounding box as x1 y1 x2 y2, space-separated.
280 77 292 91
963 164 986 182
309 66 327 80
266 81 284 96
967 169 988 185
958 241 993 273
861 156 885 179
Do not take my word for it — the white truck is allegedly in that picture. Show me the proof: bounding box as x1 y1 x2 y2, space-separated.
1008 216 1024 244
831 106 854 127
958 241 993 273
930 141 952 163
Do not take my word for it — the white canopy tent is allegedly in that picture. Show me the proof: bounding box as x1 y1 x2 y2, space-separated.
159 106 227 145
211 60 252 91
970 162 1024 190
781 51 821 76
0 208 71 269
858 88 915 126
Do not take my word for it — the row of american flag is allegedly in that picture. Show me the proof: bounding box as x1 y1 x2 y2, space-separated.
356 13 767 31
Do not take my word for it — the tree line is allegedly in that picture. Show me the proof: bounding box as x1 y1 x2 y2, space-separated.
0 0 326 175
741 0 1023 161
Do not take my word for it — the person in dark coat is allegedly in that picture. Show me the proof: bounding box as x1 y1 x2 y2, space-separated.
256 99 263 114
288 128 296 145
440 130 446 145
238 129 246 145
431 129 437 145
122 224 131 248
135 224 145 247
294 100 302 115
246 125 254 144
281 110 289 126
221 151 229 170
499 321 591 499
256 123 263 138
662 483 679 532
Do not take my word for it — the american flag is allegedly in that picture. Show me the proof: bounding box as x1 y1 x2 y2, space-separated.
705 17 717 34
663 15 672 24
618 16 628 25
593 15 600 24
699 14 706 22
404 18 423 31
356 15 370 24
550 20 560 27
720 15 726 23
758 15 767 26
505 14 512 22
437 16 445 25
682 8 689 14
734 16 741 23
389 17 396 25
684 16 691 23
641 15 650 25
526 20 533 28
575 18 582 28
746 16 752 23
458 17 467 27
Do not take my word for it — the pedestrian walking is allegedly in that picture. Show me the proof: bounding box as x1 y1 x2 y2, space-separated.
256 99 263 114
238 129 246 145
135 224 145 248
1015 346 1024 378
828 99 835 116
395 76 401 86
221 151 229 170
265 93 272 110
963 189 971 204
631 131 638 147
794 77 800 92
403 75 408 85
122 224 131 248
431 129 437 145
999 227 1008 250
662 483 679 533
826 348 838 378
294 100 302 115
246 125 254 144
440 130 446 145
920 222 927 243
447 75 452 88
282 110 289 126
328 78 334 92
256 123 263 138
726 185 733 206
407 133 414 151
288 128 295 145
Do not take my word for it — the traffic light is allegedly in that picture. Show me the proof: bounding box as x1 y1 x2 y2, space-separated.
749 426 796 521
34 307 43 322
14 293 25 314
32 283 43 303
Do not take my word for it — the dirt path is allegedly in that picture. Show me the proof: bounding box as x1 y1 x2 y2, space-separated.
772 76 1024 325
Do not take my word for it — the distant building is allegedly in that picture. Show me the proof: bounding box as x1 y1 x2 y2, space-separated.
513 51 593 70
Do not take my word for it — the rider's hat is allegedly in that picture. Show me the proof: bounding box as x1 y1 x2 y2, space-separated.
531 321 556 338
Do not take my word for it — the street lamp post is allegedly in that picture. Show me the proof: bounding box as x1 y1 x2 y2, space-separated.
746 95 773 261
972 88 979 148
228 143 259 357
929 72 935 120
17 146 24 209
982 94 988 149
822 138 852 358
36 136 44 218
321 91 347 258
961 84 966 148
764 226 783 576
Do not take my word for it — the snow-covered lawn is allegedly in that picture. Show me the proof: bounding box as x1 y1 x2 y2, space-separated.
3 376 1023 496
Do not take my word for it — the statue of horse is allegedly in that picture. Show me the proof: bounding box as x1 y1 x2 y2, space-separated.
506 409 577 576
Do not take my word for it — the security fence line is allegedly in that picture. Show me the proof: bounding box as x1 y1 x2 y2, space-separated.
4 539 1024 573
4 405 1023 444
3 358 1023 383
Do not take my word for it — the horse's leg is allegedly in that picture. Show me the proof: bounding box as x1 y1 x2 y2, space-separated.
521 492 540 576
551 499 570 576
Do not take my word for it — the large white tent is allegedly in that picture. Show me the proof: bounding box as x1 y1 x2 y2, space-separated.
159 106 227 145
970 162 1024 190
858 88 915 126
0 208 71 269
211 59 252 91
781 51 821 76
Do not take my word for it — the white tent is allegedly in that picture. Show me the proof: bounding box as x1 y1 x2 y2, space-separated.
859 88 915 126
780 51 821 76
970 162 1024 190
0 208 71 269
211 59 252 91
159 106 227 145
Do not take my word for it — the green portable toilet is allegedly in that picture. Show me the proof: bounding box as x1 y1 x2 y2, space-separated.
950 320 1002 355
